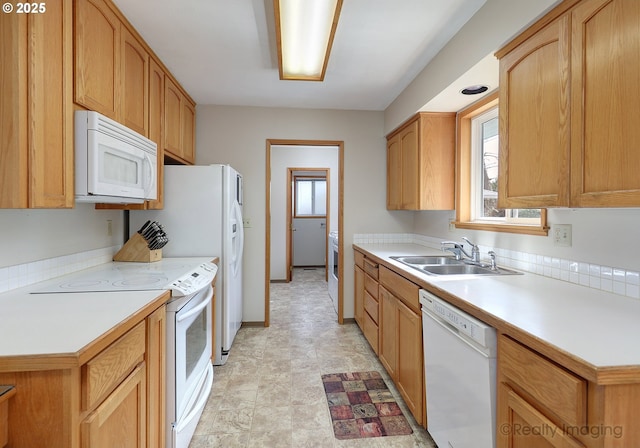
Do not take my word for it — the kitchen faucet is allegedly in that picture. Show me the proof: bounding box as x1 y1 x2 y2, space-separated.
441 237 481 263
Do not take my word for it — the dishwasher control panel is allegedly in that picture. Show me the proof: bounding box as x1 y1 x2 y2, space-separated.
419 289 495 348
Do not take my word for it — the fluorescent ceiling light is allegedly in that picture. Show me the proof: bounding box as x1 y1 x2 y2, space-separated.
274 0 342 81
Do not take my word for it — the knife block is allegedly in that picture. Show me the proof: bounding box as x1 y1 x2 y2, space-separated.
113 233 162 262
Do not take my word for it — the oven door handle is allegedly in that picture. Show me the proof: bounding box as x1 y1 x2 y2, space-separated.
177 285 213 323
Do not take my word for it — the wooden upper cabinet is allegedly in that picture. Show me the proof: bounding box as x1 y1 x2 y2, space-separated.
570 0 640 207
164 76 183 158
122 27 149 136
399 120 419 209
0 0 74 208
497 14 571 208
182 100 196 163
164 75 196 164
74 0 121 119
386 113 455 210
497 0 640 208
386 136 402 209
147 58 165 209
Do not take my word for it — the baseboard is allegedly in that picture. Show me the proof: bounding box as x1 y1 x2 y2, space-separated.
241 321 266 327
342 318 355 324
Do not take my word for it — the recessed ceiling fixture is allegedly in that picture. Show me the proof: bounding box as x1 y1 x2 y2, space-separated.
274 0 343 81
460 85 489 95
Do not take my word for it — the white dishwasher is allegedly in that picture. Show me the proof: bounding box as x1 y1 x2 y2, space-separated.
419 289 497 448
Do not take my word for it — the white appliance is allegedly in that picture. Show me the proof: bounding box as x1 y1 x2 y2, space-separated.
419 289 497 448
131 164 244 365
328 231 338 313
32 258 218 448
165 262 217 448
75 110 158 204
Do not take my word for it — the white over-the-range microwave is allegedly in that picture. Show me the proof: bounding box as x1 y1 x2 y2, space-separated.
75 110 158 204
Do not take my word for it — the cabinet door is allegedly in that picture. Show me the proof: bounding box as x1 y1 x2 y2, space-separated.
147 58 165 209
396 298 424 424
182 99 196 164
498 385 584 448
400 120 419 209
378 286 397 378
29 0 74 208
75 0 121 119
164 76 183 159
146 306 166 448
386 136 402 210
0 11 27 207
0 1 73 209
122 27 149 137
498 14 571 208
570 0 640 207
354 265 364 328
82 363 147 448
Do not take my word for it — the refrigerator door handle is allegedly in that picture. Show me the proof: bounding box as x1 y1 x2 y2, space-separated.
231 200 244 277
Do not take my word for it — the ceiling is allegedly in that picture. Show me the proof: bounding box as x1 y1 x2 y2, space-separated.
113 0 490 112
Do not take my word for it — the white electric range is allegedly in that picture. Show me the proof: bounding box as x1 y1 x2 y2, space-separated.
32 257 214 297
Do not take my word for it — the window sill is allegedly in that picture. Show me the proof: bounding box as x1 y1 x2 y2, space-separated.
454 221 549 236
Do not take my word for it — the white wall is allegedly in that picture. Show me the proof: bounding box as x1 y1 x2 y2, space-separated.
270 146 338 279
0 204 124 268
414 209 640 272
195 105 414 322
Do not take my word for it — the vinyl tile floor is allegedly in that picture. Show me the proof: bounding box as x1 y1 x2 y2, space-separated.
190 267 437 447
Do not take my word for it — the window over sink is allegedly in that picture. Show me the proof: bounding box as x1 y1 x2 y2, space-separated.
454 91 548 236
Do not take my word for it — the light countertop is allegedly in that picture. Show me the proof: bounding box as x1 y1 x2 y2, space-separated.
354 243 640 383
0 257 214 369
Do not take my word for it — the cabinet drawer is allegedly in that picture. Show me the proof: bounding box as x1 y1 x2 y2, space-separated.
364 290 379 323
354 250 365 269
363 257 379 279
379 266 419 313
499 335 586 426
364 273 378 298
82 321 146 410
363 312 379 354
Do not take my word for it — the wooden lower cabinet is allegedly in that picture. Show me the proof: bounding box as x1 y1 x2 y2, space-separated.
379 287 397 377
81 363 146 447
497 334 640 448
354 264 364 328
352 250 425 427
378 285 424 425
0 304 166 448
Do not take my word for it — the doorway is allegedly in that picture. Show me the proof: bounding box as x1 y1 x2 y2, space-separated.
287 168 330 282
265 140 344 325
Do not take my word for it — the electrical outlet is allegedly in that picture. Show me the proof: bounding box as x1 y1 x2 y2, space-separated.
553 224 572 247
243 218 252 228
107 219 113 237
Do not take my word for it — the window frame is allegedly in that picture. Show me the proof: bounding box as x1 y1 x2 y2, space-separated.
454 91 548 236
293 175 327 218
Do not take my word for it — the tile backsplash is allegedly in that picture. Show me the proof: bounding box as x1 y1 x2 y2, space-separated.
0 246 119 294
354 233 640 300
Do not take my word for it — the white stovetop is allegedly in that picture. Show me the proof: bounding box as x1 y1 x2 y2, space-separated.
356 243 640 370
0 257 213 358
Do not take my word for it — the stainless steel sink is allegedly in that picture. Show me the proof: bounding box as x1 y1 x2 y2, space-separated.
419 264 495 275
391 255 522 276
392 255 462 265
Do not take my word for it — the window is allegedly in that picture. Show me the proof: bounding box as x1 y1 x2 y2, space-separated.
455 92 548 235
294 177 326 217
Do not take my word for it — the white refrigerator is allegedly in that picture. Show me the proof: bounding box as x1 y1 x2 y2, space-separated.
131 164 244 365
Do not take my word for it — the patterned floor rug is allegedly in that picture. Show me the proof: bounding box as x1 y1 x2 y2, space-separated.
321 371 414 440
